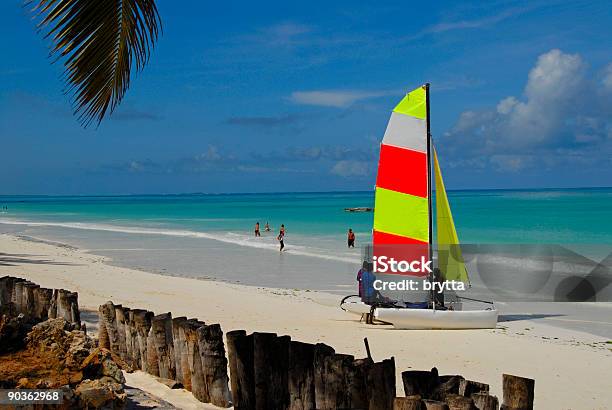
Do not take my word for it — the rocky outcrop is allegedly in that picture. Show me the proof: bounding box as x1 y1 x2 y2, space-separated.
0 318 128 409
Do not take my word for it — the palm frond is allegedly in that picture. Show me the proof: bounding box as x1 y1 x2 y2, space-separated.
28 0 162 127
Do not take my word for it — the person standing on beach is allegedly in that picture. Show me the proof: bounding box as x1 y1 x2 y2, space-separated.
278 224 285 251
255 222 261 237
347 229 355 248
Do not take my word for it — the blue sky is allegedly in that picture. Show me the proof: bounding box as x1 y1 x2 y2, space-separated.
1 0 611 194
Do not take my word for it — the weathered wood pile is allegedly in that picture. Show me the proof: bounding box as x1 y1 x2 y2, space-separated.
393 367 535 410
0 275 81 327
2 276 536 410
226 330 396 410
97 301 232 407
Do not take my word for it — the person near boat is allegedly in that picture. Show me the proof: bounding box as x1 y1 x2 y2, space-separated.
277 224 285 251
347 229 355 248
254 222 261 237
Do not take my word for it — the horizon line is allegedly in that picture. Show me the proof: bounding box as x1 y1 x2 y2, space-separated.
0 185 611 198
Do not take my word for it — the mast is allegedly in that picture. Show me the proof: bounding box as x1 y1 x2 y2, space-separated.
425 83 435 308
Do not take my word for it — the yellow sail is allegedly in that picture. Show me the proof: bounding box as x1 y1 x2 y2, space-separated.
433 147 470 284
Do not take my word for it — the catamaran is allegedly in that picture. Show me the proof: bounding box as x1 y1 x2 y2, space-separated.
341 84 498 330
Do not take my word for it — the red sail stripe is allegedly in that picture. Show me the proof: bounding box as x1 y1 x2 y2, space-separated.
373 230 430 276
375 144 428 198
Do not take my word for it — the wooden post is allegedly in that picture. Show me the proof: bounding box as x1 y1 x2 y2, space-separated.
13 280 26 314
226 330 254 410
0 276 20 308
423 400 450 410
149 312 176 381
347 357 371 409
459 380 489 397
501 374 534 410
287 341 315 410
402 368 439 399
182 319 208 402
114 304 128 360
394 396 424 410
99 302 121 355
197 323 231 407
366 357 396 410
313 343 337 409
445 394 476 410
253 332 290 410
172 316 188 385
33 287 52 321
22 282 38 319
471 393 499 410
133 310 153 373
124 308 139 367
56 289 80 325
432 375 465 402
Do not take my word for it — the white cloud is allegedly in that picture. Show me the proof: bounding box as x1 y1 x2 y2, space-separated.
443 49 612 173
289 90 390 108
330 160 371 177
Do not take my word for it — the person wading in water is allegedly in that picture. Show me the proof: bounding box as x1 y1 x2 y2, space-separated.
278 224 285 251
347 228 356 248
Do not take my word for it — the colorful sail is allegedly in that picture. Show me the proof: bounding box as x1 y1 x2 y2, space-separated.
373 85 430 276
433 147 469 284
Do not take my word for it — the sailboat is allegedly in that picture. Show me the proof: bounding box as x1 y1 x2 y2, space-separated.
341 84 498 330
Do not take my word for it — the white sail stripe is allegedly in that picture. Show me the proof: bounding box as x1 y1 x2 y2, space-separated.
382 112 427 153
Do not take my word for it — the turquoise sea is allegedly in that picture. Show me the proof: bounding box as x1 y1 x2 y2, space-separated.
1 188 611 251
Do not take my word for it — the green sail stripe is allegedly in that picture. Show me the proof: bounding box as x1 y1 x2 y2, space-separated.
373 187 429 242
393 85 427 119
434 148 470 284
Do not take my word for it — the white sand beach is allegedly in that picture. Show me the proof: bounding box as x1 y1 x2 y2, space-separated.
1 233 611 409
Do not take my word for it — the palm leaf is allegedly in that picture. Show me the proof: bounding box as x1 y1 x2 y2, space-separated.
28 0 162 127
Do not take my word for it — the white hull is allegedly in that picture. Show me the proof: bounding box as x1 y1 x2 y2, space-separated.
375 307 498 330
341 300 372 316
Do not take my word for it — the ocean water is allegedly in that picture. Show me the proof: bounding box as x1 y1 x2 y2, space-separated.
1 188 611 252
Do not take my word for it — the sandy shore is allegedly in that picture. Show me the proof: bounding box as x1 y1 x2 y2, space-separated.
1 233 611 409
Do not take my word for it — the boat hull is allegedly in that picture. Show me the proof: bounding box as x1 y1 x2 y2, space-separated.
341 300 372 316
375 307 498 330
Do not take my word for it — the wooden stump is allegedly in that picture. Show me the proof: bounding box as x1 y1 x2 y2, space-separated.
471 393 499 410
226 330 254 410
33 287 53 321
22 282 38 319
313 343 338 409
432 375 465 402
13 281 27 314
287 341 315 410
172 316 188 385
114 304 128 360
501 374 534 410
347 357 371 409
253 332 290 410
366 357 396 410
124 308 140 367
99 302 121 355
394 396 424 410
198 324 231 407
149 312 176 380
56 289 80 325
446 394 476 410
402 368 439 399
0 276 20 308
423 400 450 410
133 310 153 372
459 380 489 397
182 319 208 402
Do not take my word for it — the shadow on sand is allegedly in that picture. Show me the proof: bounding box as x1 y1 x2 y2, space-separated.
0 252 79 267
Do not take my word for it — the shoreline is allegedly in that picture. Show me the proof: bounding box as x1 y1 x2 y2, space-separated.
1 233 611 408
